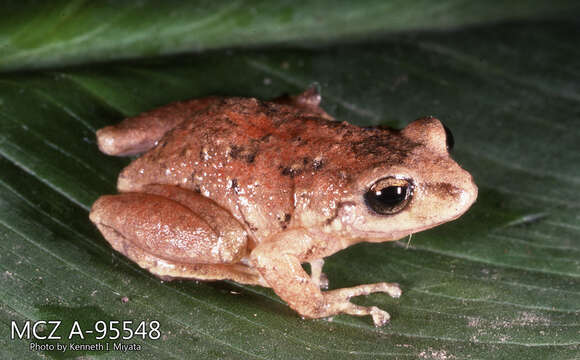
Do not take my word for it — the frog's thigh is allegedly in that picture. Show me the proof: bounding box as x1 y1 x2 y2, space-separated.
90 186 256 281
120 241 264 286
97 96 222 156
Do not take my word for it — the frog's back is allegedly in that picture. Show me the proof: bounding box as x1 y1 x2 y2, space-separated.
117 97 337 243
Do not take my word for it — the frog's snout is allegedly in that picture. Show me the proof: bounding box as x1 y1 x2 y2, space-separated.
449 169 478 218
458 176 478 216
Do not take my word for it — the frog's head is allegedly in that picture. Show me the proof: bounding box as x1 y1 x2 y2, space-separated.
334 117 478 242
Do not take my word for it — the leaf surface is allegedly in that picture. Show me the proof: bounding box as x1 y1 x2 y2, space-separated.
1 0 580 71
0 13 579 360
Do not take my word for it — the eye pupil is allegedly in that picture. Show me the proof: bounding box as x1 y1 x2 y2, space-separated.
374 186 406 207
365 177 412 215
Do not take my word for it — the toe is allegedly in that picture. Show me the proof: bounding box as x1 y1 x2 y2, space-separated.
370 307 390 327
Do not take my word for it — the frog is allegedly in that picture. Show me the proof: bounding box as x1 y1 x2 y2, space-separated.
89 88 477 326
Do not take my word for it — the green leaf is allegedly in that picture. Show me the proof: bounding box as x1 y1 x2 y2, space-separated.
1 11 580 360
1 0 580 71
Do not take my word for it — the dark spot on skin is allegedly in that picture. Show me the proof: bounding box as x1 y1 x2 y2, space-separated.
292 135 308 146
260 134 273 142
278 213 292 229
223 116 237 127
230 145 257 164
280 159 308 178
231 178 240 194
193 185 201 193
199 148 208 161
280 165 303 178
229 145 241 158
280 166 293 177
312 157 324 171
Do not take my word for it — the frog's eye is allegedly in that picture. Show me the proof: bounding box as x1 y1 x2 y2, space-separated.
442 123 454 151
364 177 413 215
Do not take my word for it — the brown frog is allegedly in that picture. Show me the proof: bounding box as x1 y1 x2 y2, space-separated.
90 88 477 326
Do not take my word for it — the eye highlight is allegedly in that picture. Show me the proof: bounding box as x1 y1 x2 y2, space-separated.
364 177 413 215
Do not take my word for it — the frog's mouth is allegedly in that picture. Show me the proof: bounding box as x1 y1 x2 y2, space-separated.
353 220 450 243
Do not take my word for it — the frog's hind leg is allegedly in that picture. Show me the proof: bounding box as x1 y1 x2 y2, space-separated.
111 234 265 286
97 96 223 156
89 184 266 286
273 87 334 120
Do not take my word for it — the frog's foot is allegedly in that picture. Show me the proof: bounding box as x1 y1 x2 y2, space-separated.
323 282 402 326
273 87 334 120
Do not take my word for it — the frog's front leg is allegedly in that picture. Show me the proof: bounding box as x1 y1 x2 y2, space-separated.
309 259 329 290
250 232 402 326
90 184 265 285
